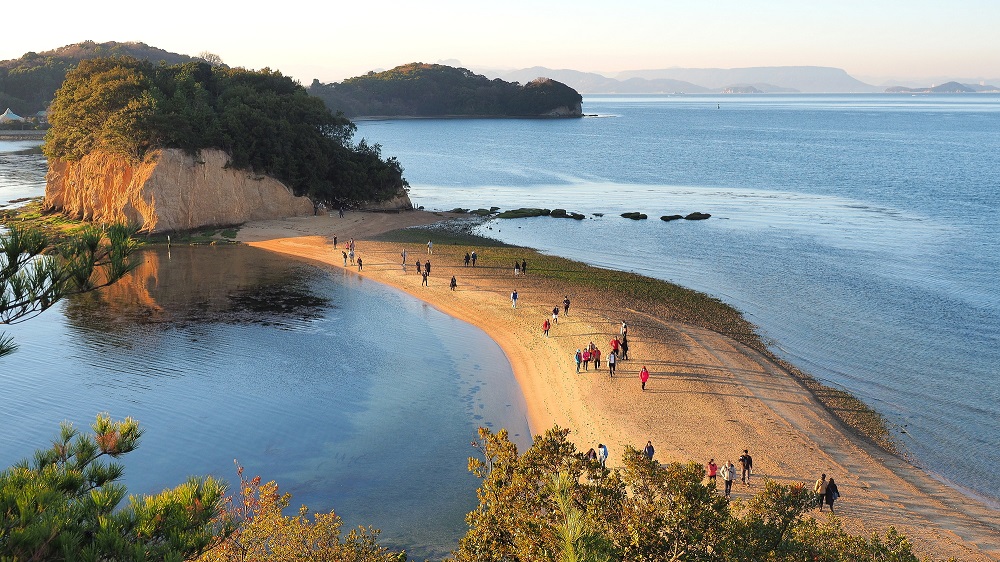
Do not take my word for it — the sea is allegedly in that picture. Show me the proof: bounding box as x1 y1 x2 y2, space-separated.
354 93 1000 507
1 93 998 556
0 145 531 559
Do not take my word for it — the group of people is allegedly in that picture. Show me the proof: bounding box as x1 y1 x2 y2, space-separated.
584 443 610 468
513 259 527 276
463 251 478 267
707 450 754 498
340 238 357 267
574 343 604 372
813 473 841 512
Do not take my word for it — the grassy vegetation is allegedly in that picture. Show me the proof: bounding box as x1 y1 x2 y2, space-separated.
1 199 240 245
371 227 513 247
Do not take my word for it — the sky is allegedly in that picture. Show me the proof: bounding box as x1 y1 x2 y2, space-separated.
4 0 999 84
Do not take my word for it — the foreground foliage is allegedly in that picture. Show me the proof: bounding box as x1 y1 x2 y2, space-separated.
0 223 139 357
44 56 408 205
0 414 228 561
455 426 929 562
198 462 405 562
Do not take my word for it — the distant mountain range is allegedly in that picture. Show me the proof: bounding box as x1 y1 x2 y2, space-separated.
481 66 1000 95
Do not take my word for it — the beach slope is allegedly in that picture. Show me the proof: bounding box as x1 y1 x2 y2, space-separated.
238 211 999 561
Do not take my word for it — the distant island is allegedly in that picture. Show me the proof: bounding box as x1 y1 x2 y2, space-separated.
307 63 583 118
884 80 1000 93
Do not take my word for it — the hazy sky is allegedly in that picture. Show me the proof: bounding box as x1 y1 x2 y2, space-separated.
5 0 999 83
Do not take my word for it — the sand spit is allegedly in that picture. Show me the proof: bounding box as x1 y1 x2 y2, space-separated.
238 210 999 561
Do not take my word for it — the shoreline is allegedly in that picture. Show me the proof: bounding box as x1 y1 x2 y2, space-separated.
236 210 998 561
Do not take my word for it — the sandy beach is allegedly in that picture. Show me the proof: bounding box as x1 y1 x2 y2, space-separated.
238 210 999 561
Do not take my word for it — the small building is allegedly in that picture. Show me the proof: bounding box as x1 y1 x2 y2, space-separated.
0 108 25 122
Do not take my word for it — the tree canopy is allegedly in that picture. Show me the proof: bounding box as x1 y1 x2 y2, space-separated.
308 63 583 118
0 41 202 117
44 56 408 205
0 414 228 561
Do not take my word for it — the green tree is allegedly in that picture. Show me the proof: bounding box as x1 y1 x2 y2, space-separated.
0 223 139 358
0 414 228 561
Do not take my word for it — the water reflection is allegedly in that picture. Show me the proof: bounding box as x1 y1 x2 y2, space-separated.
1 244 530 560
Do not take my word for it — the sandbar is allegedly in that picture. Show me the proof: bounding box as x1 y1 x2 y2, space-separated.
238 210 999 561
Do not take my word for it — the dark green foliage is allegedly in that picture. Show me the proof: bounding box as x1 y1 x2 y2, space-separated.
308 63 583 118
0 414 229 561
620 212 647 220
0 41 200 116
43 56 407 205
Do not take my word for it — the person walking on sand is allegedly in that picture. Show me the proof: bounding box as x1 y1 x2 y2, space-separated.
639 365 650 390
825 478 841 513
401 249 407 267
471 250 477 266
421 270 429 287
348 248 355 265
643 441 655 461
450 275 457 291
425 261 431 276
427 240 433 254
521 259 527 275
582 348 591 370
722 461 736 498
598 443 608 468
593 347 601 369
543 318 550 337
575 349 582 373
464 252 470 266
552 306 559 324
333 235 337 248
342 251 348 267
620 335 630 361
563 295 571 316
621 321 628 336
416 260 422 275
357 257 363 271
707 459 718 485
585 448 598 462
511 289 518 308
608 350 616 378
339 205 344 218
610 336 620 355
814 474 829 510
514 261 520 276
739 449 754 485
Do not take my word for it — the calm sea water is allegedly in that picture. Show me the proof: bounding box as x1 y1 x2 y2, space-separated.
354 94 1000 505
0 241 530 559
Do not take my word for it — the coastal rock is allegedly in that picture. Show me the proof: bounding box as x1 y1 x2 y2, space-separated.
684 212 711 220
660 214 684 221
359 192 414 212
44 149 314 232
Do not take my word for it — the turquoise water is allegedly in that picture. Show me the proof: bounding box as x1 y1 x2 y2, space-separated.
0 242 530 559
355 94 1000 505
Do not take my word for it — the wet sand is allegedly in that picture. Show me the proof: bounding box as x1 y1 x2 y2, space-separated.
238 210 999 561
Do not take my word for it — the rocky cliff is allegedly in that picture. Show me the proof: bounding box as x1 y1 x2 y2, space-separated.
44 149 315 232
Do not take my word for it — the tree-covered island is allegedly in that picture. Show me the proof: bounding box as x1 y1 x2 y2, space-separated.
43 56 408 206
308 63 583 118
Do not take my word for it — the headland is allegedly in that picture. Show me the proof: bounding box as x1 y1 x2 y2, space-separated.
238 210 998 561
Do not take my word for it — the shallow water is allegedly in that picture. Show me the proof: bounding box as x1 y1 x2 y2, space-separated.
0 243 530 559
355 94 1000 504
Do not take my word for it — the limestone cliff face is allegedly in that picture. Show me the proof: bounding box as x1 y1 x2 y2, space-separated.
44 149 314 232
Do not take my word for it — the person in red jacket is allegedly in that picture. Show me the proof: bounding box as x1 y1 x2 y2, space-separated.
542 318 550 337
639 365 650 390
